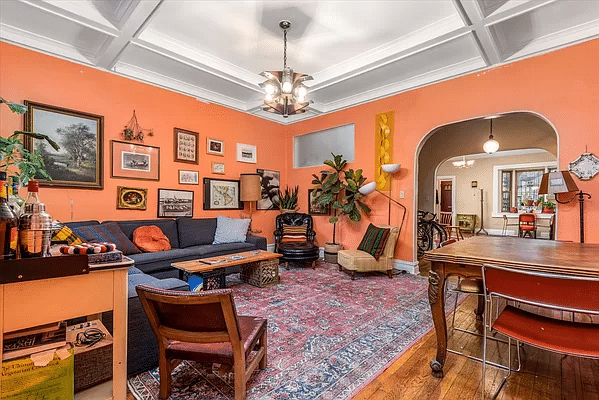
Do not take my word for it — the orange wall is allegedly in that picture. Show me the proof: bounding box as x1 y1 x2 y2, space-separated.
287 38 599 263
0 43 286 241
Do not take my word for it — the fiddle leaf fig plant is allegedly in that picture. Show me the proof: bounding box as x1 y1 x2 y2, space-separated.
0 97 59 185
312 153 371 244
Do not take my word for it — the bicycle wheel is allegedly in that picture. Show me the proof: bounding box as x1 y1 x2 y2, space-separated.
430 222 447 249
417 224 432 257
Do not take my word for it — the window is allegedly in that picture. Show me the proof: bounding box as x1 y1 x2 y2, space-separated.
501 171 512 212
293 124 354 168
516 169 544 207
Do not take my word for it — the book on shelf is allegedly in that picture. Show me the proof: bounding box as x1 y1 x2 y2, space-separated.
3 321 67 361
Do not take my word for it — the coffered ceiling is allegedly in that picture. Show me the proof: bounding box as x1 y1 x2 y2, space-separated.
2 1 599 124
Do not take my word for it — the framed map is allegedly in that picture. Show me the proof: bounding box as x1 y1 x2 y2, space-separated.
203 178 243 210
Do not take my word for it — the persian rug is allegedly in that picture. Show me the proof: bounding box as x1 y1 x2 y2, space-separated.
128 261 451 400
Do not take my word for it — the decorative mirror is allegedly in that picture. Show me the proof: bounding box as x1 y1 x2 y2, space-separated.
568 152 599 180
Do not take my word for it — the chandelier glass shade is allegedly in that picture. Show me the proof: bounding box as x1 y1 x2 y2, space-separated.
259 20 313 118
452 156 475 168
483 118 500 154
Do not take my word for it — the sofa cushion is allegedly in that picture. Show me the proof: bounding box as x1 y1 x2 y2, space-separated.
127 273 189 298
133 226 171 252
177 218 217 247
213 216 250 244
106 219 180 248
128 266 144 275
357 223 390 260
65 220 100 229
72 222 141 255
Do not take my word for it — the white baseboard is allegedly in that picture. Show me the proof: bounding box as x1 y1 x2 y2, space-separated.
393 259 420 275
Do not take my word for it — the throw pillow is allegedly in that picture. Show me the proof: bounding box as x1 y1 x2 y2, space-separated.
133 225 171 252
72 222 141 255
281 224 308 242
357 223 391 260
51 220 85 245
212 216 251 244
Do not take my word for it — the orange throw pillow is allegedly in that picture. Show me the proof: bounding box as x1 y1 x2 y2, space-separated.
133 225 171 252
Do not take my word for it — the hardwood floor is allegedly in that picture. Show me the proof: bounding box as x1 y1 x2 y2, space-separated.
354 259 599 400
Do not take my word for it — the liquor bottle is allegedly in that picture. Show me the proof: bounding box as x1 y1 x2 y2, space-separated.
7 177 23 217
0 171 18 260
19 181 52 258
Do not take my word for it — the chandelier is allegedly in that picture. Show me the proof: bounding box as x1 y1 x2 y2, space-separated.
259 20 313 118
452 155 475 169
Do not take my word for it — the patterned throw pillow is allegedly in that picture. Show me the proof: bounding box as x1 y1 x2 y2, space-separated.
133 225 171 252
51 221 85 245
281 224 308 242
72 222 141 255
357 224 391 260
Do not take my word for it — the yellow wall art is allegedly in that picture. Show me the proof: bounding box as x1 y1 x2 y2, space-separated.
375 111 394 190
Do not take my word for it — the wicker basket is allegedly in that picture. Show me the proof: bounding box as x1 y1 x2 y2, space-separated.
240 259 280 287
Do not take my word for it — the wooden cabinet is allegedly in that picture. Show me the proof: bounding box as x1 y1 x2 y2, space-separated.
456 214 477 233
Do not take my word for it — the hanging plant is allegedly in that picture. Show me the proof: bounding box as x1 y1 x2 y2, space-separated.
121 110 154 141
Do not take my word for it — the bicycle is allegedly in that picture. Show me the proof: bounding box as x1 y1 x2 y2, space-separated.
417 210 447 257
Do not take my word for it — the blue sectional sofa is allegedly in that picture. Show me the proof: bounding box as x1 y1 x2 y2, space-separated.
66 217 267 376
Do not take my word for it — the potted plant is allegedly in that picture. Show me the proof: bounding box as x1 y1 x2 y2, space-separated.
312 153 370 262
0 97 59 185
275 185 299 213
542 200 556 213
534 197 542 207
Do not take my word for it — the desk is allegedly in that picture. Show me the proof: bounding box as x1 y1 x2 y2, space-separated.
0 257 133 399
423 236 599 378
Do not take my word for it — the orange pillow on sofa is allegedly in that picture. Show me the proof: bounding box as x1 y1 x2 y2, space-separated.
133 225 171 252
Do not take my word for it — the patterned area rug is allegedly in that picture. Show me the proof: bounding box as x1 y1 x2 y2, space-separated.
128 261 444 400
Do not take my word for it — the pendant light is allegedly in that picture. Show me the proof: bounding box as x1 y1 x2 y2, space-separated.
483 118 499 154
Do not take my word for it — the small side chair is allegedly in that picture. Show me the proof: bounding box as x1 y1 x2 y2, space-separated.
136 285 267 400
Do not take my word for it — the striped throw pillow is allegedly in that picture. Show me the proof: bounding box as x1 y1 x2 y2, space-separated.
281 224 308 242
357 224 390 260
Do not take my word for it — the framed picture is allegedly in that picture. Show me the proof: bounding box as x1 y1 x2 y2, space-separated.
174 128 199 164
211 161 225 175
23 101 104 189
308 188 330 215
116 186 148 210
111 140 160 181
203 178 243 210
207 138 224 156
236 143 257 163
178 170 199 185
158 188 194 218
256 169 280 210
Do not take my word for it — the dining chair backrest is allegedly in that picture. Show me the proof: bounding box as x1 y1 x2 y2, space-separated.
482 264 599 312
439 212 452 226
519 213 536 226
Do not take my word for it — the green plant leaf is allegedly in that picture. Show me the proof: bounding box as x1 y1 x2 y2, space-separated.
329 216 339 224
356 199 371 214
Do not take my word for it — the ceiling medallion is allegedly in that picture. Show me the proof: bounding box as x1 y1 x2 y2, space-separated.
259 20 313 118
568 152 599 180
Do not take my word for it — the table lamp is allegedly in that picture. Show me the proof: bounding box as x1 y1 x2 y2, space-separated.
538 170 591 243
359 178 407 236
240 173 262 234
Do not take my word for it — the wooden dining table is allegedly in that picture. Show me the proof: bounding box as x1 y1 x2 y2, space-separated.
423 235 599 378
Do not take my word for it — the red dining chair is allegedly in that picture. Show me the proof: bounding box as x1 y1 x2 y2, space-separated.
481 264 599 399
518 213 537 238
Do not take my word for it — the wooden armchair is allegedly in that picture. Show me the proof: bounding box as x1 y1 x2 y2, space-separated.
136 285 267 400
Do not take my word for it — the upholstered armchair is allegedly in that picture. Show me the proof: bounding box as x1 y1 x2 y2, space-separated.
274 213 319 269
337 225 400 279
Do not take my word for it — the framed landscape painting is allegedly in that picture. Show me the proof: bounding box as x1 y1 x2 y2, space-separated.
24 101 103 189
203 178 243 210
158 189 194 218
111 140 160 181
256 169 280 210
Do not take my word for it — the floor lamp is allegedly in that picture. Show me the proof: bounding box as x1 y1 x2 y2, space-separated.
240 173 262 234
539 170 590 243
359 178 407 236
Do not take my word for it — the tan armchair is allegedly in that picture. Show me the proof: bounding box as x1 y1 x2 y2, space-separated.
337 225 400 279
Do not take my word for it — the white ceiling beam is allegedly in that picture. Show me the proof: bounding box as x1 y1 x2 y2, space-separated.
453 0 502 65
95 0 163 70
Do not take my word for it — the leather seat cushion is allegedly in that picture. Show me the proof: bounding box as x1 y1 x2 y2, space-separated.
165 316 267 365
278 242 319 255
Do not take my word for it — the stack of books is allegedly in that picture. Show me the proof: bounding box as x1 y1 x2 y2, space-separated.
2 321 67 361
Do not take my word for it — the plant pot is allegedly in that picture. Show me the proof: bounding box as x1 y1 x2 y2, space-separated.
542 207 555 214
324 242 343 264
510 207 518 213
279 208 297 214
525 200 534 207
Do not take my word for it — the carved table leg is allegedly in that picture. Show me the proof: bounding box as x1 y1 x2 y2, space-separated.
429 261 447 378
475 293 485 321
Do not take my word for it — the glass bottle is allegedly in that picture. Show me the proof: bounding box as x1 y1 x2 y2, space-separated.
0 171 18 260
19 180 52 258
7 177 23 217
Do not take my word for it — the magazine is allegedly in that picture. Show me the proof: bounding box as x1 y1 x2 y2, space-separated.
3 322 67 361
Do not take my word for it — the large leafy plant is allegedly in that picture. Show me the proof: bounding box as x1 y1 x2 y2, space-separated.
0 97 59 185
275 185 299 210
312 153 370 244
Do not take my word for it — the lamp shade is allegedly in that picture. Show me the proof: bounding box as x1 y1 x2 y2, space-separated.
381 163 401 174
240 173 262 201
359 181 377 195
539 171 579 195
483 138 499 154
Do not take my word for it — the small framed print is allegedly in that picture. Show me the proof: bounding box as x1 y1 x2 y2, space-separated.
207 138 224 156
211 161 225 175
117 186 148 210
158 188 194 218
471 181 478 188
237 143 257 163
203 178 242 210
308 188 330 215
174 128 199 164
111 140 160 180
178 170 199 185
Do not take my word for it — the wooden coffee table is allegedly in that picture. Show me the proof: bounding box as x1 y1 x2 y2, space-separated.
171 250 283 290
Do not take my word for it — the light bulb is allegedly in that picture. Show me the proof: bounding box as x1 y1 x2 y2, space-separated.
282 81 292 93
265 93 273 101
297 86 307 97
297 96 305 102
483 138 499 154
265 83 275 94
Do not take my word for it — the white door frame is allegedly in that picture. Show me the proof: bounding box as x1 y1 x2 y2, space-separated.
436 175 456 225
